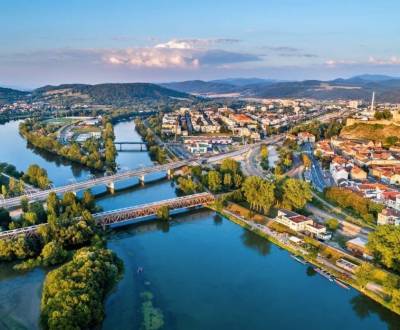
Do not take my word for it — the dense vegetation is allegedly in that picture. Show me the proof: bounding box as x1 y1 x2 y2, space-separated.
22 164 51 189
135 118 168 164
0 190 98 263
41 246 122 330
19 118 117 171
290 119 344 141
1 163 51 197
324 187 383 225
367 225 400 272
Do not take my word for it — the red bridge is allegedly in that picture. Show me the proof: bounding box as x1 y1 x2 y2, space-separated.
0 192 215 240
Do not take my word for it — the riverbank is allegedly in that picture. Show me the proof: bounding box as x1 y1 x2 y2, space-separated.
210 204 400 316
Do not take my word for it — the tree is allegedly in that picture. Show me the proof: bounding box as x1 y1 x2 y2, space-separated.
260 145 269 160
0 208 11 228
157 206 169 221
326 218 339 231
367 225 400 271
242 176 275 214
220 158 240 174
279 178 312 210
302 153 312 169
355 263 374 288
223 173 232 188
1 185 7 197
177 177 198 195
40 241 69 266
82 190 95 211
20 196 29 212
24 212 38 225
190 165 202 178
46 192 59 216
207 171 222 193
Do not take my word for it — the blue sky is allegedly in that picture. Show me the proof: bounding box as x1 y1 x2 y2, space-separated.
1 0 400 87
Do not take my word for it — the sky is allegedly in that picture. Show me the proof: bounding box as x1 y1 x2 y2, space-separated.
1 0 400 88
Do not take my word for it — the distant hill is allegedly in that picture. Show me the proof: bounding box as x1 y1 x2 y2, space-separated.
210 78 277 86
160 73 400 101
32 83 192 106
0 87 29 104
161 80 239 95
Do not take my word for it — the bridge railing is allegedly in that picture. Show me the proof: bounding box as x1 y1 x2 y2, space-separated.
0 193 215 239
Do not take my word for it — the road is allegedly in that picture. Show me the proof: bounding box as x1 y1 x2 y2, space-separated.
302 142 329 192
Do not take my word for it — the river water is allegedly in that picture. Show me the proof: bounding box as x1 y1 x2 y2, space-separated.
0 119 399 330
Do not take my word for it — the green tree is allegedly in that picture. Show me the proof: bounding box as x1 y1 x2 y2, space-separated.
223 173 232 188
279 178 312 210
367 225 400 271
156 206 169 221
177 177 199 195
207 171 222 193
220 158 240 174
40 241 69 266
0 208 11 229
326 218 339 231
355 263 374 288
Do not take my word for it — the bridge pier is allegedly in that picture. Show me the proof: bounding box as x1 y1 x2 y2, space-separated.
106 181 116 194
139 175 145 185
167 168 173 179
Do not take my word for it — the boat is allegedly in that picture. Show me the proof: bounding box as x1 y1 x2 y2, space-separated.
314 267 334 282
335 279 350 290
290 254 307 265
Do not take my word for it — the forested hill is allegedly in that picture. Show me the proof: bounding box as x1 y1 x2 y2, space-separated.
0 87 29 104
32 83 192 106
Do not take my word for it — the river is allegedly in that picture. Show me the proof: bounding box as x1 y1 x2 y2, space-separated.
0 119 399 330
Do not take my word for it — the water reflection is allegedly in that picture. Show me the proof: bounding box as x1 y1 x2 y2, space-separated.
213 214 223 226
306 266 317 277
351 295 400 330
240 229 271 256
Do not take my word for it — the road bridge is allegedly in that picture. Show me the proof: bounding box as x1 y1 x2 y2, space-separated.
0 192 215 240
0 139 271 209
114 141 148 151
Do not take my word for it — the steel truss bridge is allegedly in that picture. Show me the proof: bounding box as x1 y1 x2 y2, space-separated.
0 192 215 240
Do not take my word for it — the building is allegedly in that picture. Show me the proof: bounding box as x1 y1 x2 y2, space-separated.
377 208 400 226
350 166 367 181
275 210 331 240
346 237 372 259
297 132 316 145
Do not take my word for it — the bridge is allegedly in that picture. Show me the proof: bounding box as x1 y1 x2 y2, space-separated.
114 141 148 151
0 192 215 240
0 138 278 210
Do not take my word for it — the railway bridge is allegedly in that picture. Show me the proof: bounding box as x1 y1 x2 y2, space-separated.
0 192 215 240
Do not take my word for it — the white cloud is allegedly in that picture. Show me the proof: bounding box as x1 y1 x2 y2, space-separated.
368 56 400 65
325 59 357 67
103 38 259 69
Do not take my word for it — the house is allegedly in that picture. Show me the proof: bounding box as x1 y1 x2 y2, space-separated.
331 166 349 184
350 166 367 181
297 132 316 145
336 258 359 274
377 208 400 226
275 210 331 240
346 237 372 259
